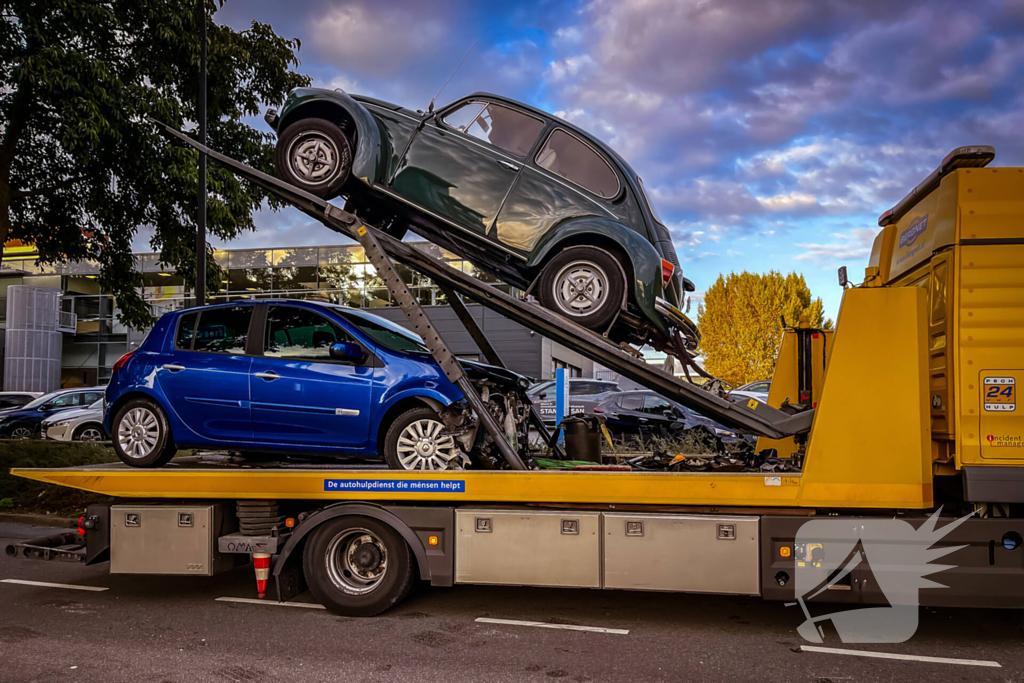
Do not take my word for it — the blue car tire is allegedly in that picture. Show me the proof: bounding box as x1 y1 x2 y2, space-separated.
111 398 176 468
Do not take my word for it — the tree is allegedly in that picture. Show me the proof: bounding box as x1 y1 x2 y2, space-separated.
697 271 832 386
0 0 309 328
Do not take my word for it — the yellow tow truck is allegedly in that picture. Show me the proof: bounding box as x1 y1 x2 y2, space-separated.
8 145 1022 617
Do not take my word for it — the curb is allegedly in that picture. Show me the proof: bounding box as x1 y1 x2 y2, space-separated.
0 513 78 528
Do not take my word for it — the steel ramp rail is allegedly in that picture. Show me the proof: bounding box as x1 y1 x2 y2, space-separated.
153 120 813 440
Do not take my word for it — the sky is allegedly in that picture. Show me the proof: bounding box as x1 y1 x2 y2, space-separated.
205 0 1024 319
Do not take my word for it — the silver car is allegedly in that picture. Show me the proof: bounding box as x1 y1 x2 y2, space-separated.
41 399 107 442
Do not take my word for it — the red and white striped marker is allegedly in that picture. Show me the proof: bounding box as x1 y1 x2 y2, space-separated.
253 553 271 599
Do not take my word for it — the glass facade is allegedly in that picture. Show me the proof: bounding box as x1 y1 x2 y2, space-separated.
1 241 517 387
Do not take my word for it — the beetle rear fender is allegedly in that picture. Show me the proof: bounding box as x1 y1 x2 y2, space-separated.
276 88 387 184
527 218 665 326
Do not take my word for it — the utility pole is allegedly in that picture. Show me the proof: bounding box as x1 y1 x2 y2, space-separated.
194 0 207 306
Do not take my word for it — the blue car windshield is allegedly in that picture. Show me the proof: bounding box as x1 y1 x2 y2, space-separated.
335 308 431 356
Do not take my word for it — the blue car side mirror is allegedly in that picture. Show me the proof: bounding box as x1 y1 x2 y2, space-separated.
330 342 365 363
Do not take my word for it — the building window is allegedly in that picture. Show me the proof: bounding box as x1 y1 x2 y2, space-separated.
552 358 582 377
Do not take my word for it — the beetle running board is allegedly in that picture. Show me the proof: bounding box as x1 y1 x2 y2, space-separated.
152 119 814 440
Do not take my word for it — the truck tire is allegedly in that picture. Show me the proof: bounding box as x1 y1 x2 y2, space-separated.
111 398 176 468
303 516 416 617
274 118 352 198
538 246 625 331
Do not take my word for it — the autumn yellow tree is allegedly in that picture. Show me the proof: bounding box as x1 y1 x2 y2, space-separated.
697 271 831 386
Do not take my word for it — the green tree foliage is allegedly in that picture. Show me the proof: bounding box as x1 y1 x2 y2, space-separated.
0 0 309 327
697 271 832 386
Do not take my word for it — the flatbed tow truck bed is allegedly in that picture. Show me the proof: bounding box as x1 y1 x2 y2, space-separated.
7 144 1024 617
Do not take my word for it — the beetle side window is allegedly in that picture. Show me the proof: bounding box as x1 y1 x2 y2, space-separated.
536 129 620 199
175 312 198 350
442 102 486 132
192 306 252 355
264 306 357 362
460 102 545 157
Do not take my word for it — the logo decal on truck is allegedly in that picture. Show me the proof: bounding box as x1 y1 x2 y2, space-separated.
898 214 929 248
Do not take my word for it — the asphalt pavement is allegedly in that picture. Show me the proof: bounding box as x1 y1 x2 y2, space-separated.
2 522 1022 683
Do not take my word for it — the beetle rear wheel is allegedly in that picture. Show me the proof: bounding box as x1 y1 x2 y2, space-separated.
538 246 625 331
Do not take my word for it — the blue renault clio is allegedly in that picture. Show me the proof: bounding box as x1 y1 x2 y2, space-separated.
104 300 530 470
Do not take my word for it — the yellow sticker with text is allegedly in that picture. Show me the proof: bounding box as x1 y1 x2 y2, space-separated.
357 226 367 236
747 399 758 410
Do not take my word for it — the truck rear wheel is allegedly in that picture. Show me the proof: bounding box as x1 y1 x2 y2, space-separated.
302 516 416 617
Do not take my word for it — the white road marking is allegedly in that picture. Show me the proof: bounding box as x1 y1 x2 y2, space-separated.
216 596 325 610
475 617 629 635
800 645 1001 668
1 579 108 592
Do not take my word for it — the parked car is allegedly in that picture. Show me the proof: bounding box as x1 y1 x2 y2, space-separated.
0 387 106 439
0 391 43 413
527 378 622 424
593 390 752 448
40 399 106 442
730 380 771 403
265 88 697 349
104 300 532 470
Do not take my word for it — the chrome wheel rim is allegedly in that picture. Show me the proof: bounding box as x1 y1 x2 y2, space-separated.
288 132 341 184
395 418 459 470
10 426 32 439
118 407 159 459
79 427 104 442
325 528 388 595
553 260 608 317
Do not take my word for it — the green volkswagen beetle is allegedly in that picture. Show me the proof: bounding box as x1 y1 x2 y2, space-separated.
265 88 697 350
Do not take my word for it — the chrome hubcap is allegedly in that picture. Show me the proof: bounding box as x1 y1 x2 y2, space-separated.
289 132 340 183
396 419 460 470
325 528 388 595
79 427 103 442
118 408 159 459
554 260 608 316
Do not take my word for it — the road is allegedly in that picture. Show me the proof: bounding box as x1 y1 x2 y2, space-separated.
2 522 1021 683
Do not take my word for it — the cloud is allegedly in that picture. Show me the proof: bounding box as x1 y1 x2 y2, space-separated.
308 2 448 77
795 228 880 266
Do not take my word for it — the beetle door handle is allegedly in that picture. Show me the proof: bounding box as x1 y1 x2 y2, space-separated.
254 371 280 381
162 363 186 372
497 160 520 172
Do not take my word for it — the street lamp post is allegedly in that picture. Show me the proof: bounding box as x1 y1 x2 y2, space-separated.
195 0 207 306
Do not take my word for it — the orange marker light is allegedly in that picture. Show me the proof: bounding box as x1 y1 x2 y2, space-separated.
428 535 439 546
284 517 295 528
780 546 791 558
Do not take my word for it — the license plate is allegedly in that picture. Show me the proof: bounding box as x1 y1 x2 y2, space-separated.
984 378 1016 411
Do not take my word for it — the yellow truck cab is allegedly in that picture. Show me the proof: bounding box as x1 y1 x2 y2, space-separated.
866 146 1024 502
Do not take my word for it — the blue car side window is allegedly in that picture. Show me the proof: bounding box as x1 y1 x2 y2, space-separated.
176 312 198 351
264 306 359 363
192 307 252 355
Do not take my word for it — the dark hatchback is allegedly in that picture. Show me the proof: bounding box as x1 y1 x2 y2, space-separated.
265 88 696 350
593 390 752 447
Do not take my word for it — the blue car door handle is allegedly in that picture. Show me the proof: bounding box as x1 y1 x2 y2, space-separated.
162 363 186 372
497 159 520 172
254 371 280 381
